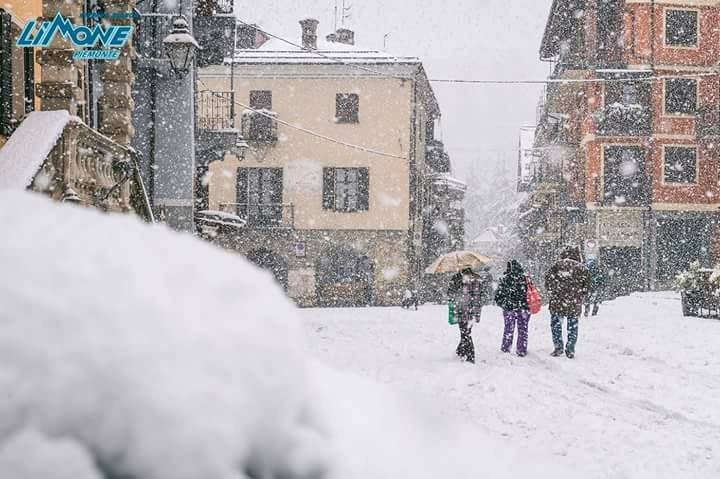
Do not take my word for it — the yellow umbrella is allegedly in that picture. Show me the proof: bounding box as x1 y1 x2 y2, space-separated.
425 251 492 274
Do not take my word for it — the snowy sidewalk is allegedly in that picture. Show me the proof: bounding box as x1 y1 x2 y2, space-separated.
301 292 720 478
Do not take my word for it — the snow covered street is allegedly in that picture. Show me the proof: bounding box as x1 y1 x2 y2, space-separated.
301 293 720 478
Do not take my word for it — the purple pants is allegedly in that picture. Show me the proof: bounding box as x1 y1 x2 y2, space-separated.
502 310 530 354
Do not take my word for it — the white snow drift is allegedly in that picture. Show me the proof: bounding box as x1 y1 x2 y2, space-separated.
0 191 529 479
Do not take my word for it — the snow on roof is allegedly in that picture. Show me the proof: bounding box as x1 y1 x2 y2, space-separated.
232 37 420 65
0 110 74 190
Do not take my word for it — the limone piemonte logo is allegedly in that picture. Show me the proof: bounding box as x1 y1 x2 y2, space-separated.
16 13 133 60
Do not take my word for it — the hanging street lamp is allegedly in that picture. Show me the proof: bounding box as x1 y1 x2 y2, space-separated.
162 16 200 78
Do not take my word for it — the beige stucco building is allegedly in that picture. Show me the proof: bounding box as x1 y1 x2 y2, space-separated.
196 20 444 306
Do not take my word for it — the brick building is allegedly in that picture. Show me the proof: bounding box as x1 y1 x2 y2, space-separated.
522 0 720 294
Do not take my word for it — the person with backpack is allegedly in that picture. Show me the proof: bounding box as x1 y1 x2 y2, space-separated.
544 246 591 359
584 258 607 317
447 266 493 363
494 260 534 357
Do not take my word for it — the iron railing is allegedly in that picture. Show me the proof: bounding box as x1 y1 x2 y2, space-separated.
195 0 233 15
219 203 294 228
197 91 234 130
134 13 174 59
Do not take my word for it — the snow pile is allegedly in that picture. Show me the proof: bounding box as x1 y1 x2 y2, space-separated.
0 191 506 479
0 430 102 479
0 110 72 190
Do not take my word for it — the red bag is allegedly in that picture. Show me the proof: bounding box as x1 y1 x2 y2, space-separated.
526 276 542 315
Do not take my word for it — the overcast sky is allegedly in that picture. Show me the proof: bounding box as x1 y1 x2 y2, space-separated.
237 0 554 181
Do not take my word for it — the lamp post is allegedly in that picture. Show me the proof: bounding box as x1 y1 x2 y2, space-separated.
163 17 200 78
230 135 249 160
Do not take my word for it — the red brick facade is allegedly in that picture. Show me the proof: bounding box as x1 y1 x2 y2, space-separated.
525 0 720 291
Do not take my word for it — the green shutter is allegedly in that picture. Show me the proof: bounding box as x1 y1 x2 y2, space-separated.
358 168 369 211
23 48 34 113
236 167 248 217
322 168 335 210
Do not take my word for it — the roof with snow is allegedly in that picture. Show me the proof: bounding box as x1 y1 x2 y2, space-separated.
231 36 422 66
0 111 73 190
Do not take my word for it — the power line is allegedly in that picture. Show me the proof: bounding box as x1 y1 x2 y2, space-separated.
234 19 719 85
197 79 407 160
430 72 719 85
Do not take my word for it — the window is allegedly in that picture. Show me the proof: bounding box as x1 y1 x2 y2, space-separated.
664 146 697 184
665 9 698 47
603 146 647 207
336 93 359 123
249 90 272 110
322 167 369 212
664 79 697 115
236 167 284 226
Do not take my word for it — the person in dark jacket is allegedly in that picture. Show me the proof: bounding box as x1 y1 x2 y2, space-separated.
447 266 493 363
544 246 591 359
494 260 531 356
584 259 607 317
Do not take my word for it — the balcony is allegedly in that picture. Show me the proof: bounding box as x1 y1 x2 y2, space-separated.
596 103 652 137
197 91 234 130
195 0 233 15
133 13 173 60
697 106 720 138
193 0 236 67
426 140 450 173
219 203 294 228
241 110 278 144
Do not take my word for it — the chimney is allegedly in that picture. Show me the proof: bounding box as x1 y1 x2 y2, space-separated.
336 28 355 46
299 18 319 50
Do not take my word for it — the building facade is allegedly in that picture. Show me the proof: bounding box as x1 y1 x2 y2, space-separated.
0 1 41 146
523 0 720 294
196 19 462 306
0 0 151 219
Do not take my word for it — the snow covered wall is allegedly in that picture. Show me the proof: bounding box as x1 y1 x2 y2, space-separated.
0 191 550 479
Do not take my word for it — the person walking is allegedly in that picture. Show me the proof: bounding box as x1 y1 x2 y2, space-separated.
494 260 531 357
545 246 591 359
447 266 493 363
584 259 607 317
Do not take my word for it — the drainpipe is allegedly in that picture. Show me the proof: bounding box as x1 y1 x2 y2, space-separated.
650 0 655 68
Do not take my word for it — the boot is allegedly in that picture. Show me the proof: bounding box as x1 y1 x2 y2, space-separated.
551 349 564 357
566 351 575 359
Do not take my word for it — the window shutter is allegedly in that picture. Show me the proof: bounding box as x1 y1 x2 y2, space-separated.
236 168 249 217
23 48 34 113
322 168 335 210
0 10 13 136
358 168 369 211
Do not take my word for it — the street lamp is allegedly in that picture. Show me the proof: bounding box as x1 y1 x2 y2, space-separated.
162 16 200 78
230 135 249 160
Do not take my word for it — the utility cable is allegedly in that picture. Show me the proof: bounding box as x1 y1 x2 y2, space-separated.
197 79 408 160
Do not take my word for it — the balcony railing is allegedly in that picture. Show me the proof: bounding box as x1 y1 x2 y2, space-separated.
697 106 720 138
218 203 294 228
426 140 450 173
596 103 652 137
197 91 234 130
241 110 278 143
195 0 233 15
134 13 173 59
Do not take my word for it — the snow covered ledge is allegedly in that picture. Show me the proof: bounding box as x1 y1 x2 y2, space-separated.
0 111 152 220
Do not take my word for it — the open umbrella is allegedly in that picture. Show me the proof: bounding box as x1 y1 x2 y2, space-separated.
425 251 492 274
